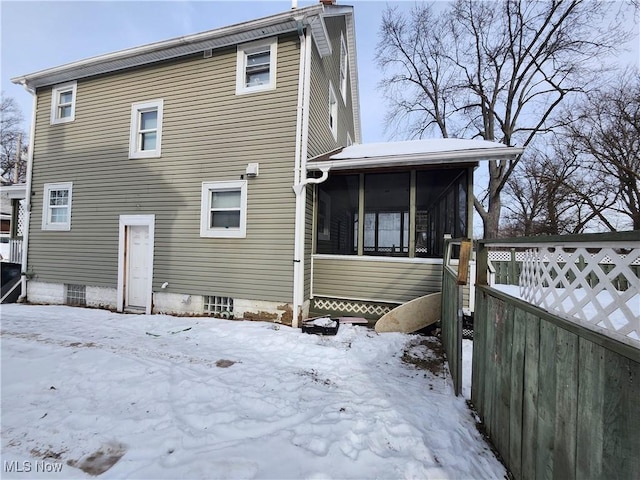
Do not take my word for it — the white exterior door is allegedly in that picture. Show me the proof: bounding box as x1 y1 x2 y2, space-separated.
126 224 149 308
117 215 155 314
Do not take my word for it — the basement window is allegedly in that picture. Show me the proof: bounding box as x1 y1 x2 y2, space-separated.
204 296 234 317
66 284 86 306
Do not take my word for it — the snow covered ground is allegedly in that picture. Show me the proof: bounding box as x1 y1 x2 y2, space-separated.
0 304 504 479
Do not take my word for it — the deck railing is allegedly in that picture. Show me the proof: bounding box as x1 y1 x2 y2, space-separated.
8 239 22 264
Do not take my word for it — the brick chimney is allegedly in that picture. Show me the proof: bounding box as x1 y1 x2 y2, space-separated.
319 0 336 5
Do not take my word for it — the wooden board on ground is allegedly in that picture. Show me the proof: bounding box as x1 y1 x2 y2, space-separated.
374 292 442 333
336 317 368 325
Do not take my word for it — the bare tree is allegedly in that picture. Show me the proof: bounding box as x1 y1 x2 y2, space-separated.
503 144 615 235
1 93 28 183
561 72 640 230
376 0 634 238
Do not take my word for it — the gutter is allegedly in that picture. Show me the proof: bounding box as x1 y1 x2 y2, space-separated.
291 22 315 328
17 82 36 302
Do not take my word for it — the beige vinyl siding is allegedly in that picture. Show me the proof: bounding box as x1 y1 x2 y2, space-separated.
307 16 355 158
312 255 443 304
28 34 302 303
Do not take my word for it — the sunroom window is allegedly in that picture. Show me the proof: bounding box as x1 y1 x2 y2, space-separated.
416 169 468 257
316 175 359 255
316 168 469 258
363 173 410 256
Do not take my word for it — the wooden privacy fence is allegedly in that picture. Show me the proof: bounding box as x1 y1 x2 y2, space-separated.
441 237 472 397
473 231 639 480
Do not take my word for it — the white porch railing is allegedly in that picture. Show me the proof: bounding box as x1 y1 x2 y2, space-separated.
9 239 22 264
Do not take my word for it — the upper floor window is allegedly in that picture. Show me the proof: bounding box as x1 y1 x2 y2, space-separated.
50 82 77 124
339 32 348 103
200 180 248 238
42 182 73 231
129 99 164 159
329 82 338 141
236 38 277 95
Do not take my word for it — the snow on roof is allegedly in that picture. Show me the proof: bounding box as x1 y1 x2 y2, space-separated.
307 138 524 171
330 138 512 160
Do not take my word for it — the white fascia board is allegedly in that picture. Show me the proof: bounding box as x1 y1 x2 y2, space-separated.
307 147 524 171
0 184 27 199
345 13 361 143
11 5 325 90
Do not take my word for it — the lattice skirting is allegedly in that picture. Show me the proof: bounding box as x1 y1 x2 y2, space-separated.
311 297 398 320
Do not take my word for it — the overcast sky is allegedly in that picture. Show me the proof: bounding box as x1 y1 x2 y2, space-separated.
2 0 639 144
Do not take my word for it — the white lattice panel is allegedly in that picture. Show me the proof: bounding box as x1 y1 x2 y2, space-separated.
314 298 394 317
519 246 640 344
17 199 25 237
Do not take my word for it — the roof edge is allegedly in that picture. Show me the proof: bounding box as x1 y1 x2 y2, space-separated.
11 4 329 89
307 147 524 171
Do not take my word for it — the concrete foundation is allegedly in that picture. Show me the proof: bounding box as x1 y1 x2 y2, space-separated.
25 281 304 326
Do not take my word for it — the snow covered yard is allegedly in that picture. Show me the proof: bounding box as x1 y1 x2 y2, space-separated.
0 305 504 479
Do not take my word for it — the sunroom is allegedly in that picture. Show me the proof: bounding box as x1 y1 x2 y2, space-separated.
306 139 523 320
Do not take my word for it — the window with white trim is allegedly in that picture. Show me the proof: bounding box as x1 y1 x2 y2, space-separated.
42 182 73 231
329 82 338 141
50 82 77 124
339 32 348 103
236 38 277 95
129 99 164 159
200 180 248 238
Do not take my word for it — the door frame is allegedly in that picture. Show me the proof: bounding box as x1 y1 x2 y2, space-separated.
117 214 155 314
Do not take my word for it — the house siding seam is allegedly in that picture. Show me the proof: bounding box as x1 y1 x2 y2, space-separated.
27 33 303 304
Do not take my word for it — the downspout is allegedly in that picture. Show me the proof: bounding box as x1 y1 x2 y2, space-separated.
18 81 36 302
291 20 313 328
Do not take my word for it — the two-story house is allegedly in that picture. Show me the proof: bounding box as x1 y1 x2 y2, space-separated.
12 1 522 326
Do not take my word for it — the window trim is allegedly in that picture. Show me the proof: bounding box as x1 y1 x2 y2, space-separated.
339 32 348 103
236 38 278 95
329 81 338 141
129 99 164 159
50 82 77 124
42 182 73 231
200 180 248 238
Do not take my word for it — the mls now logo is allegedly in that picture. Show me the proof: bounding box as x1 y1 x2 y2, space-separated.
4 460 64 473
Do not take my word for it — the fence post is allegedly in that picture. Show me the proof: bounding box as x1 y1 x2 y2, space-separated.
509 248 517 285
